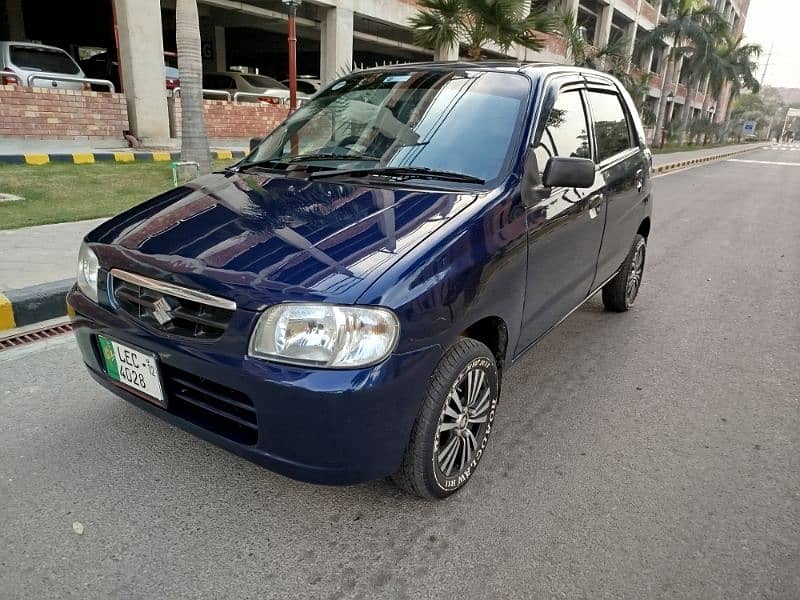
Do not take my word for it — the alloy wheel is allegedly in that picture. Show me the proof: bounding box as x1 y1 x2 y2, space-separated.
434 366 492 480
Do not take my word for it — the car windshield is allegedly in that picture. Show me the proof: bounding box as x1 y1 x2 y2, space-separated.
243 69 531 185
242 74 285 89
10 45 80 74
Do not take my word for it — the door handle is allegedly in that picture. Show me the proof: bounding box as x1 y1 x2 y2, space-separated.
635 169 644 192
586 192 604 208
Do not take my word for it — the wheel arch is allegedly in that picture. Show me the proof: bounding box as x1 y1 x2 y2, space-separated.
637 216 651 240
460 316 509 380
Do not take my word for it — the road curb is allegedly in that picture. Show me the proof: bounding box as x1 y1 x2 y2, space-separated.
652 145 765 175
0 279 75 332
0 149 246 165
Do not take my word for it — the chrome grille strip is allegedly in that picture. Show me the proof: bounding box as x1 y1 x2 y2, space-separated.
110 269 236 311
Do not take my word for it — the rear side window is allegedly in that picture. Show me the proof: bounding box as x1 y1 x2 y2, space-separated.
586 91 633 163
10 45 80 75
242 75 285 89
203 74 235 89
534 90 591 175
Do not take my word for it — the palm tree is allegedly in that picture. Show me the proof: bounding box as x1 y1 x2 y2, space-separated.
637 0 721 147
559 10 628 71
410 0 556 61
176 0 211 174
717 35 761 126
674 8 729 144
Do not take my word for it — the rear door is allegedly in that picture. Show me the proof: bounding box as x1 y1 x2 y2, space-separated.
583 81 649 285
516 79 606 352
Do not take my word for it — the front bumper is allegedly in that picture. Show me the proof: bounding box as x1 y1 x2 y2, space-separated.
68 287 441 485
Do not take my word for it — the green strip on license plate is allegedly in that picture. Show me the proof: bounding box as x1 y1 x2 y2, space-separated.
97 335 120 380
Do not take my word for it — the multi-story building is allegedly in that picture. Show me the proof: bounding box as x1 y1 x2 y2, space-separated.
0 0 750 143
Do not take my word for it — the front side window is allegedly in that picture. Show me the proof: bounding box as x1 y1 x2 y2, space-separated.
242 74 286 89
244 70 531 185
586 91 633 163
534 90 591 175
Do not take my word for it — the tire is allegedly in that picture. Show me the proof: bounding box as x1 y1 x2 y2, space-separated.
602 234 646 312
392 337 500 499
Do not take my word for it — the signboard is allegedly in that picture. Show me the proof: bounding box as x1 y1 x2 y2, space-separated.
742 121 757 136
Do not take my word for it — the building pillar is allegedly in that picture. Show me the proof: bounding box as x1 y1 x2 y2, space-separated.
563 0 580 18
2 0 25 40
624 21 637 66
214 26 226 71
320 7 353 84
113 0 170 142
434 42 459 61
596 1 616 48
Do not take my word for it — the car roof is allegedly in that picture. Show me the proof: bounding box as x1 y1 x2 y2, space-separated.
0 40 74 53
349 60 623 85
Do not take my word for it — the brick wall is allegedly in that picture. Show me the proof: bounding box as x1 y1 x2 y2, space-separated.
170 98 290 139
0 85 128 140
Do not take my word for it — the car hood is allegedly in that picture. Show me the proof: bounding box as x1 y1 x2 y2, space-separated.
87 171 477 309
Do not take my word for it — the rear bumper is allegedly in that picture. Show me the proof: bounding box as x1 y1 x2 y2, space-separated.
68 287 441 485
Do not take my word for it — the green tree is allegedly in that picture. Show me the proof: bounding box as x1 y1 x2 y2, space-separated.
409 0 556 60
176 0 211 174
717 35 761 127
637 0 723 147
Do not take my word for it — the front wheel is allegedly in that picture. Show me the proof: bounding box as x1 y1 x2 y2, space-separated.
392 338 500 499
602 234 646 312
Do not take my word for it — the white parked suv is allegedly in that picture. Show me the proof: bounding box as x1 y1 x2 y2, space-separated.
0 41 87 90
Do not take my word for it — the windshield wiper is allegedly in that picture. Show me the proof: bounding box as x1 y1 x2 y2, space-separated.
309 166 485 184
286 153 381 163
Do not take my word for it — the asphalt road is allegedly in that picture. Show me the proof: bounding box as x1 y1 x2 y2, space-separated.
1 146 798 600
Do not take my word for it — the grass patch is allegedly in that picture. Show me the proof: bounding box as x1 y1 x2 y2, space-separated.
0 160 234 230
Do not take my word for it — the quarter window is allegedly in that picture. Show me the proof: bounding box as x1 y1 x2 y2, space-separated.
534 91 591 175
586 91 634 163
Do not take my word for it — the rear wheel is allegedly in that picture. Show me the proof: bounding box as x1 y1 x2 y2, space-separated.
393 338 499 499
602 234 646 312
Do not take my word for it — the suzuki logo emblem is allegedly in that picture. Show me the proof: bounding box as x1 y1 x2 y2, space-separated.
151 297 174 325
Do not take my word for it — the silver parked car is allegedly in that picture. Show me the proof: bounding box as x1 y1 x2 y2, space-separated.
202 71 309 104
0 41 86 90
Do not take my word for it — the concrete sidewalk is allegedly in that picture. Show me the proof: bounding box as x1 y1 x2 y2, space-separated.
0 218 106 291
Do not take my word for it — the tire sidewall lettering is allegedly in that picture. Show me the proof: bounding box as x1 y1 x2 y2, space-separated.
432 357 498 492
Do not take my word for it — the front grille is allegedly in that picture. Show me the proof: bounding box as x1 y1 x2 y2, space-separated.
162 365 258 445
111 270 234 340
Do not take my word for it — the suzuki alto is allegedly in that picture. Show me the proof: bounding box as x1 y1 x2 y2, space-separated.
69 62 653 499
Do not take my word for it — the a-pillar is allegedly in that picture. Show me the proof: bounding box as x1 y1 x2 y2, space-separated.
320 6 353 84
113 0 170 142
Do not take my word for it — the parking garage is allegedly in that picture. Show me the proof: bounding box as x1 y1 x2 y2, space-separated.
0 0 433 142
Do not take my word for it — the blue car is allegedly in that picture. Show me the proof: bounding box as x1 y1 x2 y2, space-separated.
69 62 652 499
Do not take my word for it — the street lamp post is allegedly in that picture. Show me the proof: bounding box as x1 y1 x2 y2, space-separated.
282 0 301 113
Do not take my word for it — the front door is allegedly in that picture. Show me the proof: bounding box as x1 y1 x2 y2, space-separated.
516 84 606 353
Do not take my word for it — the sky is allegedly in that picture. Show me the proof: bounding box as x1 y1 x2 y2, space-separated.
743 0 800 89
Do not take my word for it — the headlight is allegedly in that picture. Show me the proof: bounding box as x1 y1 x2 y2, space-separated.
77 242 99 302
249 303 399 368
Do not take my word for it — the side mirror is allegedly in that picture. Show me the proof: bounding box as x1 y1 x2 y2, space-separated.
542 157 596 189
249 136 264 151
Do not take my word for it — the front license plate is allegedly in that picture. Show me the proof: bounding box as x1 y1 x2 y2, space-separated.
97 335 166 407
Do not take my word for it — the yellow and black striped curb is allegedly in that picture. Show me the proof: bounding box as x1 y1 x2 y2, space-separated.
0 149 246 166
0 279 75 332
652 145 766 175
